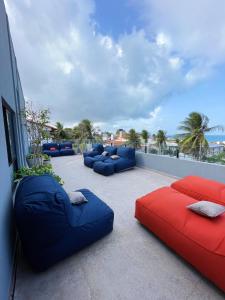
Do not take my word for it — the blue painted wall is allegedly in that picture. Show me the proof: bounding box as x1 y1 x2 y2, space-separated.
0 0 27 298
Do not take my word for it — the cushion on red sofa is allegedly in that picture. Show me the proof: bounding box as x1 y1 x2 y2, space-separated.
171 176 225 205
135 186 225 292
50 147 56 151
135 186 225 253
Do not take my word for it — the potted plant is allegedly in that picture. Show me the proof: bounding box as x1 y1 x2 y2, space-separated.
26 153 43 167
14 165 64 185
25 101 50 167
42 154 51 165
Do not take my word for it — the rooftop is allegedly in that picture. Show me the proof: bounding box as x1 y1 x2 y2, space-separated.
14 155 225 300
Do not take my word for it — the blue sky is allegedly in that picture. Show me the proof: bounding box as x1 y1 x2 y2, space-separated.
5 0 225 135
94 0 225 135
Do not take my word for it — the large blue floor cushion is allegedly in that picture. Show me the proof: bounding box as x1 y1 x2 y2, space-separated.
83 146 117 168
83 143 104 158
14 175 114 271
91 147 136 175
93 161 115 176
104 147 136 172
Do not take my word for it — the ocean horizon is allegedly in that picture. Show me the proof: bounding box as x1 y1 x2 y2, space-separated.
206 135 225 143
169 135 225 143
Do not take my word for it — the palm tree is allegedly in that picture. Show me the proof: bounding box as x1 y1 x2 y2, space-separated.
141 130 149 153
54 122 66 141
178 112 223 160
128 129 141 148
156 130 167 152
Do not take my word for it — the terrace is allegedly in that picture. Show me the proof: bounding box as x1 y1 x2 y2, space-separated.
13 155 225 300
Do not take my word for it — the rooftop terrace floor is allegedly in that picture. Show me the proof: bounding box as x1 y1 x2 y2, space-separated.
14 155 225 299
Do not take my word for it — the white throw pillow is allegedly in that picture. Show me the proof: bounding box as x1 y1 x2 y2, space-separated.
187 201 225 218
68 191 88 205
102 151 109 156
110 155 120 160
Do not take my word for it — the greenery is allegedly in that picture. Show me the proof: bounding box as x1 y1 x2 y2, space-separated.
204 152 225 165
73 119 94 141
25 101 50 166
178 112 223 160
53 122 66 141
42 154 50 161
156 130 167 149
128 129 141 148
141 130 149 144
52 119 103 146
14 164 64 185
141 129 149 152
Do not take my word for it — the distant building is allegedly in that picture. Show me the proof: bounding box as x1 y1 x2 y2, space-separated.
107 129 128 146
26 118 57 144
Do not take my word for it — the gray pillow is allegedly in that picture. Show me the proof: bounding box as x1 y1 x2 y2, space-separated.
111 155 120 160
102 151 109 156
68 191 88 205
187 201 225 218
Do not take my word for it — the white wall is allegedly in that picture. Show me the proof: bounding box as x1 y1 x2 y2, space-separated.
136 152 225 183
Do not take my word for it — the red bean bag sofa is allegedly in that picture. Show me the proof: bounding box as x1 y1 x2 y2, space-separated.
135 176 225 292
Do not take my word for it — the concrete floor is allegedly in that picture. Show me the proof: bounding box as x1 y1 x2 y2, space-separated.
14 155 225 300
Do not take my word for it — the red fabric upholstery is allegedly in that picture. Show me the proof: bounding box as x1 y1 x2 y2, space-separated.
171 176 225 205
135 178 225 292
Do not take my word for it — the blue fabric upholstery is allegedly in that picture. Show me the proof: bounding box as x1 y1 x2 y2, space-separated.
42 143 59 151
43 150 60 157
42 143 75 156
83 144 104 158
59 143 75 156
14 175 114 271
59 142 73 149
104 157 136 172
93 147 136 175
42 143 60 157
83 146 117 167
84 154 109 168
104 146 117 156
117 147 136 160
93 161 115 176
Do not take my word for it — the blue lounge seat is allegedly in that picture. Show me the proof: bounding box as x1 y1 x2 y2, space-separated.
14 175 114 271
94 147 136 175
59 142 75 156
42 143 60 157
83 143 104 158
93 161 115 176
84 146 117 168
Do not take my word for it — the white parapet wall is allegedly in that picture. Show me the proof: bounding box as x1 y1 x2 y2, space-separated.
136 152 225 183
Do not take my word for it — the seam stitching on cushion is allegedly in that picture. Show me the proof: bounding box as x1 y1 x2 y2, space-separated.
139 204 225 257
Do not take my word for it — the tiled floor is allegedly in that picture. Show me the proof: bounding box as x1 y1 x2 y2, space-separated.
14 155 225 299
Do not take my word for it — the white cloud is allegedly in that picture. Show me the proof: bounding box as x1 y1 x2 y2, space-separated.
57 61 74 75
156 32 171 48
5 0 225 131
137 0 225 81
149 106 161 119
169 57 182 70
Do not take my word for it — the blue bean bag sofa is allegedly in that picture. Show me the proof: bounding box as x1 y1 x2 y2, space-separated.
83 143 104 158
93 147 136 175
84 146 117 168
14 175 114 271
42 143 60 157
59 142 75 156
42 143 75 157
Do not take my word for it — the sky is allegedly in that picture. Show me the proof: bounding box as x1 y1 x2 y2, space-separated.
5 0 225 134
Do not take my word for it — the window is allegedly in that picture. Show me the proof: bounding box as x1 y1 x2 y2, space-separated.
2 99 16 166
